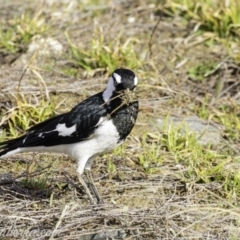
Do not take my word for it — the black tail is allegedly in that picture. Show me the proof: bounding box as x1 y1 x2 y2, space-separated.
0 136 25 157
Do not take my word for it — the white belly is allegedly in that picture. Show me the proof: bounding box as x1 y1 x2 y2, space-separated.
7 119 121 174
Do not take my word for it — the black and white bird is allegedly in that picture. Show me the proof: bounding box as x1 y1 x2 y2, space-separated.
0 68 139 204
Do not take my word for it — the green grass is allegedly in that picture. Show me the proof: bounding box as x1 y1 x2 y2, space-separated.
0 94 56 140
161 0 240 40
138 133 163 174
194 99 240 142
61 67 79 77
21 175 49 191
187 61 218 81
0 10 49 53
137 119 240 202
213 104 240 142
65 28 143 75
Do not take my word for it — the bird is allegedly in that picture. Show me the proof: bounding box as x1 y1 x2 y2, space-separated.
0 68 139 204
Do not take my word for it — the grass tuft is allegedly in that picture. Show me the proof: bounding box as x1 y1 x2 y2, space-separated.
0 10 48 53
0 94 55 139
65 27 142 75
160 0 240 39
195 100 240 142
188 61 218 81
138 119 240 201
20 175 49 191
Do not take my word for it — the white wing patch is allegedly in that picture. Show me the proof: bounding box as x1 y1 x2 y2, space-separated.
56 123 77 137
38 133 43 138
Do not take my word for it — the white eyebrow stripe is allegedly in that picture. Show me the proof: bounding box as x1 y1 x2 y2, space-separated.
134 76 138 86
113 73 122 84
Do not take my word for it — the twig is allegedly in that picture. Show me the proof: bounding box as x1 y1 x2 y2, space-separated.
17 39 49 100
148 15 161 59
31 68 50 100
17 43 42 94
49 204 69 239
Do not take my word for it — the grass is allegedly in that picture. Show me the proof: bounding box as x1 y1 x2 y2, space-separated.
65 27 143 75
161 0 240 40
138 134 163 174
194 99 240 142
21 175 49 191
138 119 240 201
211 104 240 142
0 10 48 53
0 94 56 139
187 61 218 81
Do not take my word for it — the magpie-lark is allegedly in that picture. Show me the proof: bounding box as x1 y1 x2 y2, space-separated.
0 68 139 204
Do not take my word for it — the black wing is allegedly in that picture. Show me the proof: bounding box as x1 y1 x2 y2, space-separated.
0 92 107 150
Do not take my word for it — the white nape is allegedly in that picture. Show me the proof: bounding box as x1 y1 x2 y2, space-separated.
102 76 116 103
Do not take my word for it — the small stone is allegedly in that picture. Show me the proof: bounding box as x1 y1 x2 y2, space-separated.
153 116 222 146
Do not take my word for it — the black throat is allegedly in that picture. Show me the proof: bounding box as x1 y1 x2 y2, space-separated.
105 90 139 142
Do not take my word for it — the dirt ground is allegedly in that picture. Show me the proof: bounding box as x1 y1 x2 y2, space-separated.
0 1 240 240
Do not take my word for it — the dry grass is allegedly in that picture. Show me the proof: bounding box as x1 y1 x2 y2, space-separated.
1 168 239 239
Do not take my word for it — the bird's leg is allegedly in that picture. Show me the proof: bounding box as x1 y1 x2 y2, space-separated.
77 174 96 205
85 170 104 204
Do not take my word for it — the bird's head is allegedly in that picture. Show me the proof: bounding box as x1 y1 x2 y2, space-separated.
103 68 138 104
